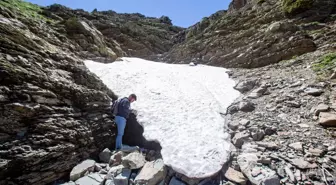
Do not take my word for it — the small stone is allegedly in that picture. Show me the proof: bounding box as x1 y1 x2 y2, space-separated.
228 121 239 130
95 164 102 172
239 101 255 112
311 104 329 116
304 88 323 96
240 119 250 126
289 142 303 151
169 177 186 185
256 142 279 150
114 168 131 185
308 148 324 157
110 151 124 166
122 152 146 169
265 126 277 135
284 167 295 183
298 124 310 128
290 158 318 169
99 148 112 163
285 101 301 108
319 112 336 127
232 131 250 148
294 170 301 181
234 80 258 93
70 159 96 181
224 167 247 185
251 130 265 141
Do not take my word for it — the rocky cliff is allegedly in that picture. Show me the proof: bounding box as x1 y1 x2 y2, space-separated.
164 0 336 68
0 0 181 184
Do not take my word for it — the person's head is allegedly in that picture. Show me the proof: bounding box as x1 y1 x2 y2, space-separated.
128 94 137 103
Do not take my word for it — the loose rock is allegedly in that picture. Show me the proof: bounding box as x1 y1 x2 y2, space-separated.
135 159 166 185
70 159 96 181
224 167 247 185
122 152 146 169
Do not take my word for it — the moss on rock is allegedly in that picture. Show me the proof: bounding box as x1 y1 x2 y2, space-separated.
282 0 314 15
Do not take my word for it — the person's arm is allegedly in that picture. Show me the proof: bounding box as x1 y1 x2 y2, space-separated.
124 101 131 119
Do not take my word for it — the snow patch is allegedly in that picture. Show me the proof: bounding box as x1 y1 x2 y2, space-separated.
84 58 240 178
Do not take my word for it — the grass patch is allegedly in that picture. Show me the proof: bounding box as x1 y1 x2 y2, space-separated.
312 53 336 80
258 0 266 5
0 0 50 21
282 0 314 15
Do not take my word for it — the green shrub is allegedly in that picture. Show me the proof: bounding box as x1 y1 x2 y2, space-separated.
0 0 54 22
282 0 314 15
258 0 266 5
312 53 336 80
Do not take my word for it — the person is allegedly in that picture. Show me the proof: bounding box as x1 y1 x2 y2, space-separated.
115 94 137 150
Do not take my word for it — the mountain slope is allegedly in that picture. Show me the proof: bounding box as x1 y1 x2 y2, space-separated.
163 0 336 68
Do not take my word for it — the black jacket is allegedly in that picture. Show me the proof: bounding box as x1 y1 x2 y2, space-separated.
117 97 131 119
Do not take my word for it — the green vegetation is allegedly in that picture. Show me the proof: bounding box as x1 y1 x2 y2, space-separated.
0 0 51 21
258 0 266 5
282 0 314 15
312 53 336 80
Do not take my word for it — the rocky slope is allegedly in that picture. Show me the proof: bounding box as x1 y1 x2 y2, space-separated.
163 0 336 68
1 0 336 184
0 0 181 184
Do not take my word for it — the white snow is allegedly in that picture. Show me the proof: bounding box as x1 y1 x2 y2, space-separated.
84 58 240 178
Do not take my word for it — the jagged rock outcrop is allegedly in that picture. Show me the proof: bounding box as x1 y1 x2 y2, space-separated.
43 4 183 61
163 0 336 68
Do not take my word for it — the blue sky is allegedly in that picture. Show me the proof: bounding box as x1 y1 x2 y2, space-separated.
25 0 231 27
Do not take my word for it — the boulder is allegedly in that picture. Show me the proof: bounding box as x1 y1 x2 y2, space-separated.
122 152 146 169
224 167 247 185
135 159 167 185
99 148 112 163
319 112 336 127
237 153 280 185
75 173 105 185
114 169 132 185
70 159 96 181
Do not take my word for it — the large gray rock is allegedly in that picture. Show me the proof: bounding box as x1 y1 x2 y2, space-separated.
122 152 146 169
107 165 124 178
114 169 132 185
99 148 112 163
237 153 280 185
135 159 166 185
70 159 96 181
75 173 105 185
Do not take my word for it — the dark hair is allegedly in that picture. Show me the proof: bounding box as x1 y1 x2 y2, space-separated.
129 94 137 101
